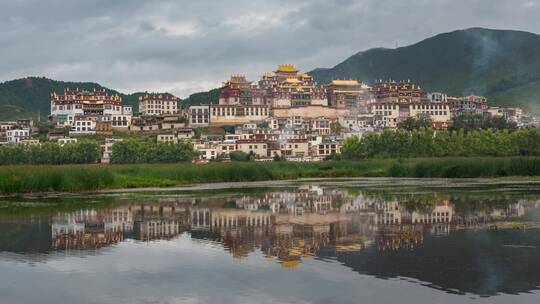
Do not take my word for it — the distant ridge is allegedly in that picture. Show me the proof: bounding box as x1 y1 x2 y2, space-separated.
310 28 540 112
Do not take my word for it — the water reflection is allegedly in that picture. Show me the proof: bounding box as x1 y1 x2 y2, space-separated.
2 184 540 298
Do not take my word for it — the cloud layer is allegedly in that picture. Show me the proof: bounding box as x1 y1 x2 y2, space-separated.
1 0 539 97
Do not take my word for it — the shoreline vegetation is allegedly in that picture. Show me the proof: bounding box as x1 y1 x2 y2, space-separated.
0 127 539 166
1 157 540 194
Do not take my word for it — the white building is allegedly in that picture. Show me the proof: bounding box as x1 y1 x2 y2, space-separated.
101 138 124 164
70 117 96 135
486 107 505 117
189 106 210 126
427 92 448 103
50 88 125 126
6 129 30 144
139 94 178 116
157 134 178 143
198 147 219 160
58 137 78 146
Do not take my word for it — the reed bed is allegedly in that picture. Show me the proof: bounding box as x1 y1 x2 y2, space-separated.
1 157 539 194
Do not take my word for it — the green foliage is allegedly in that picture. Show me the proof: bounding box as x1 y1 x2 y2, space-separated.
272 154 285 161
221 125 236 134
110 140 196 164
192 128 203 139
0 165 115 193
0 140 100 165
397 116 432 131
180 88 219 109
341 128 540 159
450 114 517 132
385 157 540 178
330 122 343 134
229 151 253 162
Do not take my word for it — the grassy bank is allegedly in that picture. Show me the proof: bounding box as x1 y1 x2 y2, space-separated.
1 157 540 194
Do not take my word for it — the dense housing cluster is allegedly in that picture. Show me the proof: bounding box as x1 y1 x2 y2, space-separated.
0 63 538 163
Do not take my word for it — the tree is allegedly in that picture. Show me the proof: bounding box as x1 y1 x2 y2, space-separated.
450 114 517 132
273 153 285 161
330 122 343 134
397 116 432 131
222 125 236 134
110 140 196 164
0 140 100 165
229 151 251 162
340 127 540 160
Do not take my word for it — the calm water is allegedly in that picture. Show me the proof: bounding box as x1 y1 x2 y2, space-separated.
1 179 540 304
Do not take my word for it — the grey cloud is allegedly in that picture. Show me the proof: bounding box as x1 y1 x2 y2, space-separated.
1 0 540 97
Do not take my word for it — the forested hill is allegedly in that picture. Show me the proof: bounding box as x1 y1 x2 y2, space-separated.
310 28 540 113
0 77 176 120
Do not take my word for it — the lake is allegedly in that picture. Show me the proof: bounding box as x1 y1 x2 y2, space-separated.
1 179 540 304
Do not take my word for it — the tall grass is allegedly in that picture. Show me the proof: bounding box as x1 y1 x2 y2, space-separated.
387 157 540 178
0 165 114 193
1 157 539 194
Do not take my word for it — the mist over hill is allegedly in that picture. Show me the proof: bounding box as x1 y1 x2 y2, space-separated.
310 28 540 113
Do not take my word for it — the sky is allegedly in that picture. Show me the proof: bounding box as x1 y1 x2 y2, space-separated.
1 0 540 98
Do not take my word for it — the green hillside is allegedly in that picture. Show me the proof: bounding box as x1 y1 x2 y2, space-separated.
0 77 176 120
180 88 220 109
310 28 540 112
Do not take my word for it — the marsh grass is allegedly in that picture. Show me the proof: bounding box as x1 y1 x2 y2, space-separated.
387 157 540 178
1 157 539 194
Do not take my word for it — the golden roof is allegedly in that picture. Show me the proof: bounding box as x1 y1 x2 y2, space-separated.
330 80 359 86
277 64 298 72
82 100 104 105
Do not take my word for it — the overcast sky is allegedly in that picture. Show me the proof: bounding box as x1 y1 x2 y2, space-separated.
1 0 539 97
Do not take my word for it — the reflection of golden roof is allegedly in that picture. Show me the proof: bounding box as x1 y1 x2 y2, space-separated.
277 64 298 72
280 259 301 268
331 80 359 86
335 244 363 252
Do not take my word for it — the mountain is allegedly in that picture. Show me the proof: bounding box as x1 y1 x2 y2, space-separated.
0 77 177 120
310 28 540 113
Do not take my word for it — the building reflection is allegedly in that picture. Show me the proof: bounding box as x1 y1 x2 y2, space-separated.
47 186 538 268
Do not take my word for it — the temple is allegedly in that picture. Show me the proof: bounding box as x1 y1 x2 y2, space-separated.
259 64 327 107
50 88 131 126
219 75 264 105
326 79 372 109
